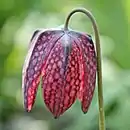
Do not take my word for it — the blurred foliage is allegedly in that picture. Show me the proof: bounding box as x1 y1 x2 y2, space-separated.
0 0 129 130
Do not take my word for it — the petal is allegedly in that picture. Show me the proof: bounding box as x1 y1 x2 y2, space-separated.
69 31 97 113
42 34 81 118
79 34 97 113
22 30 64 112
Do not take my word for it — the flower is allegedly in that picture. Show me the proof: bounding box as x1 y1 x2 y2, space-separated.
22 27 97 118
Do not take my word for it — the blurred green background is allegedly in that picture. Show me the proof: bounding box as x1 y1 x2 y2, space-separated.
0 0 129 130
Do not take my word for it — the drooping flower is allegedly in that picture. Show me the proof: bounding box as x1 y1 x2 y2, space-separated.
22 27 97 118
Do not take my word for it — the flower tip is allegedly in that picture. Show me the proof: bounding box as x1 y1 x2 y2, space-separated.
24 108 31 113
53 114 60 119
26 109 31 112
81 107 88 114
54 116 58 119
83 111 87 114
26 105 32 112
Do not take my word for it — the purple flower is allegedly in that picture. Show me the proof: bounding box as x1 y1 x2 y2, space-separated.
22 27 97 118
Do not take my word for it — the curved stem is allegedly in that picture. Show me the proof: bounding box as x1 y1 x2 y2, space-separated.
64 8 105 130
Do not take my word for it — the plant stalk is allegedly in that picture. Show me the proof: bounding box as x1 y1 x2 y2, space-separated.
64 8 105 130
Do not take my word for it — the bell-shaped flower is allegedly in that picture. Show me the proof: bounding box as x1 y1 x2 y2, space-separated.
22 27 97 118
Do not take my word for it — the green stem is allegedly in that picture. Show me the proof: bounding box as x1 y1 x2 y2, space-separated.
64 8 105 130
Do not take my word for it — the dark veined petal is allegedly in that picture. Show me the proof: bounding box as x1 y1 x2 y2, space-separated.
69 31 97 113
80 34 96 113
22 30 64 112
42 34 82 118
